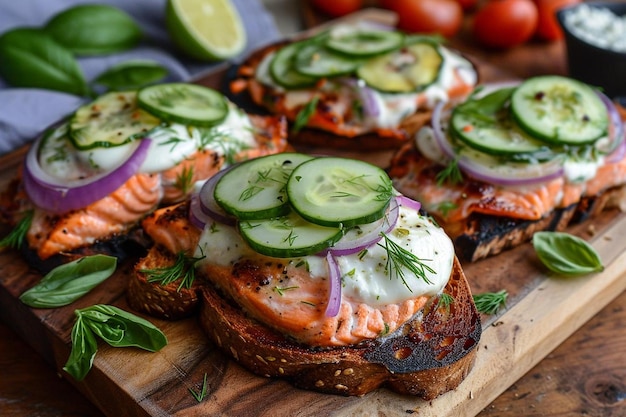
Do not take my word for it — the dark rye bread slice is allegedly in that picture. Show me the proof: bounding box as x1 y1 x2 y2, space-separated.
197 257 481 399
127 245 201 320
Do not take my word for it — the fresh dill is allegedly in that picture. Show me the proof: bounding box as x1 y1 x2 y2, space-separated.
188 373 208 402
274 286 299 296
0 210 33 250
436 158 463 186
437 293 455 313
292 96 319 133
139 251 206 291
377 232 435 291
175 165 195 194
473 290 508 315
438 201 458 217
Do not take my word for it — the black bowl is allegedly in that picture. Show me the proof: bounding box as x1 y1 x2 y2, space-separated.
557 1 626 100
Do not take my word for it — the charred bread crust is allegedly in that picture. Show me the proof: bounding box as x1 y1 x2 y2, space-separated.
197 257 481 399
224 42 434 151
127 246 201 320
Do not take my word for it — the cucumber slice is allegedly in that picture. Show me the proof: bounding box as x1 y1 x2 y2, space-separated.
511 75 609 146
356 40 442 93
286 157 393 228
214 153 313 220
294 42 361 78
69 91 161 150
137 83 228 127
325 29 404 58
239 210 343 258
270 41 319 89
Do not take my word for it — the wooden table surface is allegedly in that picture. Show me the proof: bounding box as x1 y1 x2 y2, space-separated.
1 2 626 416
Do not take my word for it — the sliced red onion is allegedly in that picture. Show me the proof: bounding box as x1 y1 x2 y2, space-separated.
23 131 151 214
607 133 626 164
325 251 341 318
357 81 380 118
396 195 421 212
431 101 565 187
198 167 237 226
597 92 625 159
189 193 212 230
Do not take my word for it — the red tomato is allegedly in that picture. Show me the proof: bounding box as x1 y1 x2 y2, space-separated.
534 0 581 41
455 0 479 11
389 0 463 38
310 0 363 17
473 0 539 48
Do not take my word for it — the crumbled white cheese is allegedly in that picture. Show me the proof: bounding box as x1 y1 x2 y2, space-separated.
563 4 626 52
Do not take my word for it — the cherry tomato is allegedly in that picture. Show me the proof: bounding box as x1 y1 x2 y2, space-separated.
455 0 479 11
473 0 539 48
389 0 463 38
533 0 581 41
310 0 363 17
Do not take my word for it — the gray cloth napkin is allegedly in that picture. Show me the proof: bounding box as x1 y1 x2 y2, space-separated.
0 0 282 155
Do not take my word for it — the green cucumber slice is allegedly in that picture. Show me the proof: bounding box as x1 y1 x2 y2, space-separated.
137 83 228 127
286 157 393 228
511 75 609 146
69 91 160 150
214 153 314 220
270 41 319 89
294 42 361 78
325 29 404 58
356 40 442 93
239 210 343 258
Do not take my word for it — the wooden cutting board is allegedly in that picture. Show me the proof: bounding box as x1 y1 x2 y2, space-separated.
1 9 625 417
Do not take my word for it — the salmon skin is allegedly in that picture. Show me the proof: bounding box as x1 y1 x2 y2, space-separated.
0 114 288 261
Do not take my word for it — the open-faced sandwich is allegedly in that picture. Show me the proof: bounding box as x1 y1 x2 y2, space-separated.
0 83 288 269
228 23 478 150
388 75 626 262
127 153 481 398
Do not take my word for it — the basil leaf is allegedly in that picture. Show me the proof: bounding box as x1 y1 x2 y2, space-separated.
63 316 98 381
80 305 168 351
63 305 168 381
19 255 117 308
532 231 604 276
44 4 142 55
0 28 87 95
91 60 168 91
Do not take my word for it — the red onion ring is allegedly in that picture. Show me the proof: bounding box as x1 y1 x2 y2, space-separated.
189 193 212 230
597 92 625 161
396 195 421 212
324 197 399 257
339 78 380 119
23 129 151 214
198 167 237 226
325 251 341 318
431 101 565 187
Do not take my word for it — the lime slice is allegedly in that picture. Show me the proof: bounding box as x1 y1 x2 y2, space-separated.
165 0 246 61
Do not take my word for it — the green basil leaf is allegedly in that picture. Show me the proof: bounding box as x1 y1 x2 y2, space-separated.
91 60 168 91
81 305 167 351
63 316 98 381
532 231 604 276
19 255 117 308
44 4 142 55
0 28 87 95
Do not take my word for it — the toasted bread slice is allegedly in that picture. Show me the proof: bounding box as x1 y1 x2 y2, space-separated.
197 256 481 399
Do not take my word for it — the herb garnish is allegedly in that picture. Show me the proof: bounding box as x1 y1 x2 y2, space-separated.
139 251 206 291
532 231 604 276
437 293 455 313
189 373 209 402
292 96 319 133
175 165 195 195
63 304 167 381
436 158 463 186
378 232 435 291
0 210 33 250
473 290 508 315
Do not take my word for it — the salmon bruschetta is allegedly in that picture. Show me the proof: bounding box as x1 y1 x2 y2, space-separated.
127 153 481 398
388 75 626 261
0 83 288 268
228 23 478 150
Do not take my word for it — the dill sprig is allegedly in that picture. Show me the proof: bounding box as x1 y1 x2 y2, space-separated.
140 251 205 291
0 210 33 250
437 293 455 312
473 290 508 315
175 165 195 194
188 373 208 402
436 158 463 186
292 96 319 133
377 232 435 291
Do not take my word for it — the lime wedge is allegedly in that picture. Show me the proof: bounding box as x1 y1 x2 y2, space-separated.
166 0 246 61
